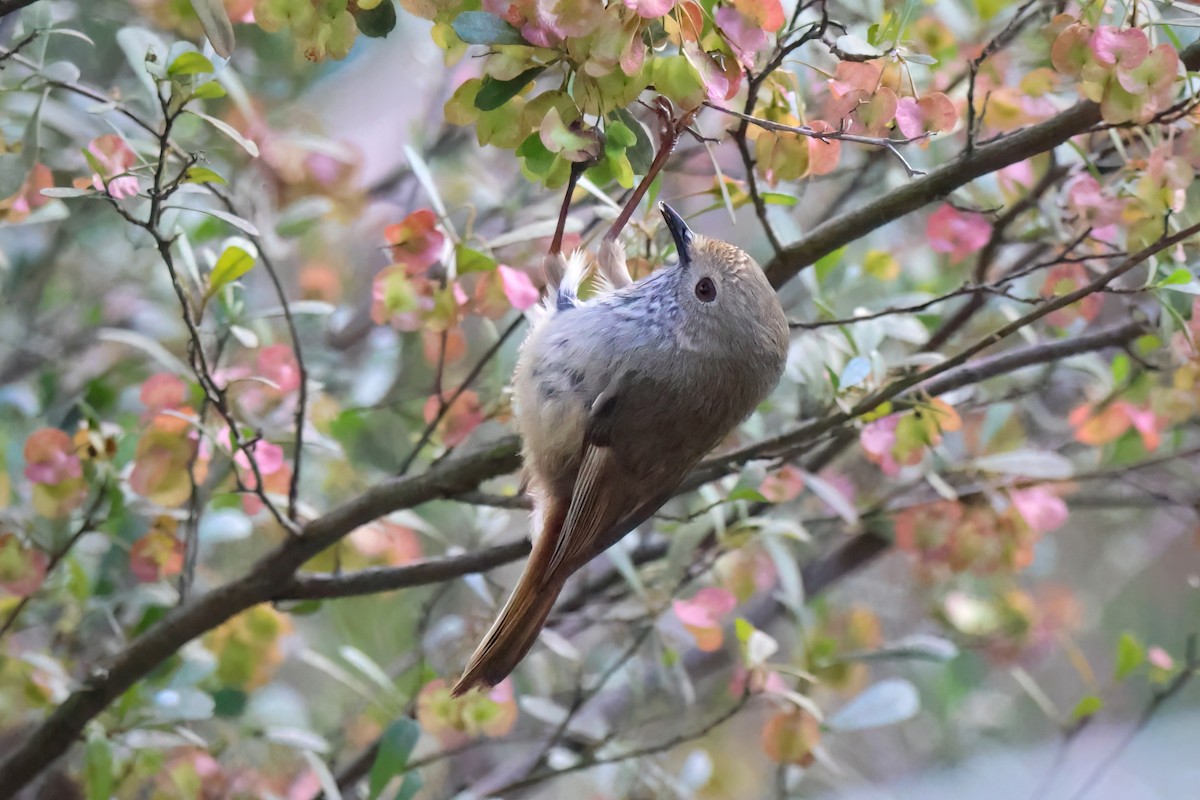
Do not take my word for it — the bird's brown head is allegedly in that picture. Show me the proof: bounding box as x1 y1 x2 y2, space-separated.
658 201 787 355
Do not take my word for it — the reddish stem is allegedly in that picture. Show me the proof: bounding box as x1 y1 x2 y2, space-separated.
604 106 697 242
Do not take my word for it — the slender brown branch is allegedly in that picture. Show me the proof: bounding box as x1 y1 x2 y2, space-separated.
397 315 525 476
0 436 520 797
278 539 532 601
0 483 108 639
550 161 585 255
761 38 1200 290
605 103 696 241
709 103 931 178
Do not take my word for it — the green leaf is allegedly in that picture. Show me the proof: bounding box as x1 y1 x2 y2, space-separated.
1115 631 1145 681
728 486 769 503
1159 267 1193 286
167 51 215 76
212 687 248 717
814 246 845 285
393 773 424 800
183 166 227 185
163 204 261 235
842 634 959 663
185 109 260 157
475 66 544 111
606 120 637 149
277 196 334 237
192 80 226 99
517 133 555 176
612 108 653 174
0 153 28 198
368 719 421 800
1110 353 1130 386
40 187 94 198
451 11 528 45
825 678 920 731
1071 694 1103 721
355 0 397 38
761 192 798 206
207 245 255 295
455 245 497 273
85 736 114 800
189 0 236 57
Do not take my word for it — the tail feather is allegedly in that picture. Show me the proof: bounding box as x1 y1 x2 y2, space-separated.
451 495 570 697
451 570 567 696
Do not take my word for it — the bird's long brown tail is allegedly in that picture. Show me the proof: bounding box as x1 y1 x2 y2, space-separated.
451 499 569 697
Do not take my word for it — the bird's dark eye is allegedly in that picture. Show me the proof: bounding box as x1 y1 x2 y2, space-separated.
695 276 716 303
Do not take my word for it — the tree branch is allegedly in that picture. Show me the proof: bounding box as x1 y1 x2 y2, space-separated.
0 437 520 797
760 39 1200 289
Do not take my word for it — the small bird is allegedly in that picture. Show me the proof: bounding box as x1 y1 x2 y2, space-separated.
452 202 789 696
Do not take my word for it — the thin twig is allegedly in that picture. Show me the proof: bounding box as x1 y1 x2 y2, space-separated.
0 481 109 639
397 315 525 476
710 104 932 178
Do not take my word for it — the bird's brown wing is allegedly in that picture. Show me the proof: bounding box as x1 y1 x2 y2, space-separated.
452 378 635 695
544 381 634 576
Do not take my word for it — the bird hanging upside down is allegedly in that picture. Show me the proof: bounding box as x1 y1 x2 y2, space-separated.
452 202 789 696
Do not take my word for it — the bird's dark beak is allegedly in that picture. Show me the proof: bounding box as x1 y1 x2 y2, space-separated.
659 201 692 264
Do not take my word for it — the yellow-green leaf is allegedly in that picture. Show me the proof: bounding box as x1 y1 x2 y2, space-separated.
168 51 215 77
207 245 255 295
184 166 227 185
1115 632 1145 681
192 81 226 100
1071 694 1103 721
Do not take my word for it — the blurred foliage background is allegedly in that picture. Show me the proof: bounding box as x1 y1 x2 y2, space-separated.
1 0 1200 798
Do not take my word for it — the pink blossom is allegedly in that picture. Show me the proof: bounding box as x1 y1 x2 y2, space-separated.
927 205 991 262
895 93 957 138
1089 26 1149 70
623 0 674 18
860 415 900 475
140 373 187 415
1148 646 1174 670
23 428 82 486
1066 174 1124 226
672 587 737 651
233 438 286 475
997 160 1035 194
498 265 538 310
716 7 769 69
1010 487 1069 533
385 210 445 275
86 134 139 198
1123 404 1161 451
256 344 302 394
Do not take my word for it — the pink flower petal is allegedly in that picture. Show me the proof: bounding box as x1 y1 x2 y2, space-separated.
497 265 539 310
1090 26 1149 69
1011 487 1069 533
141 373 187 413
623 0 674 18
257 344 301 394
927 205 991 262
1148 646 1174 670
716 7 769 69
